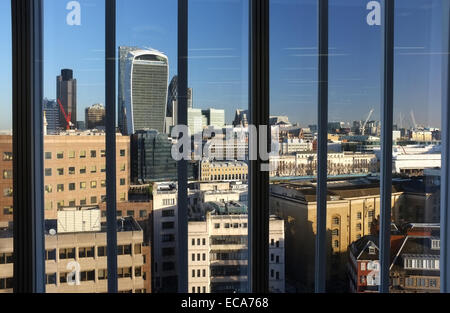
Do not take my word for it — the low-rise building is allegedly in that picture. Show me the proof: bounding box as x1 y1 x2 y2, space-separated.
199 160 248 182
348 224 440 293
0 208 147 293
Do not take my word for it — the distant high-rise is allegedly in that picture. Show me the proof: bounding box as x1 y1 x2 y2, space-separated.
166 75 193 133
85 103 106 129
118 46 169 135
43 98 60 135
233 109 249 127
56 69 77 129
202 108 225 128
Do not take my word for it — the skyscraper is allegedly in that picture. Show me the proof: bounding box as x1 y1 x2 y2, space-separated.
166 75 193 133
43 98 60 135
202 108 225 129
85 103 106 129
118 46 169 135
56 69 77 130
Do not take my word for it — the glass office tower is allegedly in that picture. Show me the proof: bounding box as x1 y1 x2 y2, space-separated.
118 47 169 135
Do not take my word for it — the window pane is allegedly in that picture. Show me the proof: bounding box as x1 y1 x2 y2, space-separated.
269 0 316 293
116 0 174 293
388 0 445 293
43 0 107 293
0 0 13 293
325 0 383 293
186 0 249 294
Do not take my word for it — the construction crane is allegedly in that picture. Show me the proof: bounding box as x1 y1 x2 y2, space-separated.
57 98 73 130
361 108 374 135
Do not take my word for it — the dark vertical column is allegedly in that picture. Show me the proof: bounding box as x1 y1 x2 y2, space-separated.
441 0 450 294
249 0 269 293
315 0 328 294
105 0 118 293
177 0 188 293
379 0 395 294
11 0 45 293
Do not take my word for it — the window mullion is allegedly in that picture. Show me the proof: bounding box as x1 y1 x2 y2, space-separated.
177 0 189 293
379 0 395 294
105 0 118 293
315 0 328 294
441 0 450 294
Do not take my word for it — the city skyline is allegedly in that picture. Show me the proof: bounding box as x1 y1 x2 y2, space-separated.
0 0 445 130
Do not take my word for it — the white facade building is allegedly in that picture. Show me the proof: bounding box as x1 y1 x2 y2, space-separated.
187 202 285 293
152 183 178 292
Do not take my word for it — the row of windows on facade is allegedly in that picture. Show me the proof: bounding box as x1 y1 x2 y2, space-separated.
404 277 439 288
45 244 142 261
44 164 126 176
214 222 248 229
208 174 248 180
44 193 127 210
43 267 143 285
44 178 126 193
403 258 440 270
191 286 207 293
44 149 126 160
331 211 375 225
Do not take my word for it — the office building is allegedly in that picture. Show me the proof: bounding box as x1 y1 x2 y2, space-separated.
0 135 13 224
151 183 178 292
269 152 377 177
188 108 207 135
187 201 285 293
56 69 77 130
232 109 249 128
199 160 248 182
0 208 147 293
118 46 169 135
43 98 60 135
85 103 106 130
280 139 313 155
131 130 177 183
270 176 439 292
202 109 225 129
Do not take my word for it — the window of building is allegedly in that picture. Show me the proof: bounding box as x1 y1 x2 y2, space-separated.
57 168 64 176
98 269 107 280
44 152 52 160
80 166 86 174
3 171 13 181
59 248 75 260
80 150 86 158
91 181 97 189
79 247 95 258
44 168 52 176
120 149 126 157
98 246 106 257
90 150 97 158
68 183 75 191
57 184 64 192
57 151 64 159
68 151 75 158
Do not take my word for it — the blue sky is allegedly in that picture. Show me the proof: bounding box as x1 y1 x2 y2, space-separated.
0 0 445 130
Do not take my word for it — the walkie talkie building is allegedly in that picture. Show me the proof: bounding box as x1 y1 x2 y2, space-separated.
118 47 169 135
